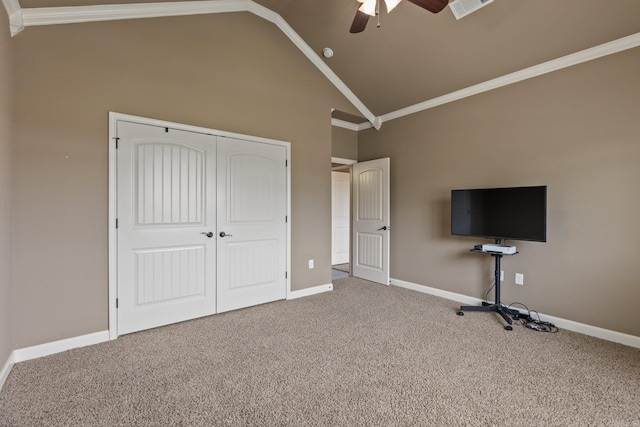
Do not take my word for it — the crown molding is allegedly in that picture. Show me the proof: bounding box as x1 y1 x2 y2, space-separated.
19 0 247 27
331 118 359 131
380 32 640 124
7 0 381 129
259 6 380 129
3 1 638 132
1 0 18 16
2 0 22 35
331 118 372 131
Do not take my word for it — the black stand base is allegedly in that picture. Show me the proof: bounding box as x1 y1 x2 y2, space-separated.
457 303 514 330
457 239 517 331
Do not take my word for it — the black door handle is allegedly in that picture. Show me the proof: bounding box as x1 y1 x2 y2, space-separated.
200 232 214 238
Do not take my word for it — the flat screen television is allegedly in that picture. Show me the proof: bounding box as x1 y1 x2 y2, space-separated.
451 186 547 242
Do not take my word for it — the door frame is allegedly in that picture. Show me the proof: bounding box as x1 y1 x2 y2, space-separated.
108 112 291 340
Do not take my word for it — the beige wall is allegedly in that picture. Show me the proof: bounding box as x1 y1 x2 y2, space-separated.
11 14 356 348
359 48 640 337
0 14 13 364
7 11 639 352
332 126 358 160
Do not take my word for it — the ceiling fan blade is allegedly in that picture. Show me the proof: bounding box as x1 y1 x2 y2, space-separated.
406 0 449 13
350 9 370 33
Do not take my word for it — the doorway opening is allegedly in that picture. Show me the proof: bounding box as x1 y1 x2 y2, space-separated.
331 159 355 280
330 110 390 286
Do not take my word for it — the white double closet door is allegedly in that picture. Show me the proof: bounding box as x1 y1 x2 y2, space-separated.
117 121 287 335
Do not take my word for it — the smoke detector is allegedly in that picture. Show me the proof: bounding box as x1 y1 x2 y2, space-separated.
449 0 493 20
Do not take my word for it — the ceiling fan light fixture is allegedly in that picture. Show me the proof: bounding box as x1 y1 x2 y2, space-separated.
384 0 402 13
358 0 377 16
350 0 450 33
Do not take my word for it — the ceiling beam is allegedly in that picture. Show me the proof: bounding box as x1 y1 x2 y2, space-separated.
4 0 382 129
3 1 639 132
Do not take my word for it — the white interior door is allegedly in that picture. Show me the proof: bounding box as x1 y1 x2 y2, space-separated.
332 171 350 265
117 122 217 335
352 158 390 285
216 137 288 313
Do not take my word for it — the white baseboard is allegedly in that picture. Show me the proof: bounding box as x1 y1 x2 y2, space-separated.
391 278 484 306
4 283 333 376
287 283 333 300
0 351 15 391
390 278 640 349
12 330 110 364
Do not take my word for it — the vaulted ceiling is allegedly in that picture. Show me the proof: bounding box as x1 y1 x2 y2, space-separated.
8 0 640 126
253 0 640 116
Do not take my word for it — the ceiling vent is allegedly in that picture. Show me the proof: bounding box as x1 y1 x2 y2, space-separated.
449 0 494 20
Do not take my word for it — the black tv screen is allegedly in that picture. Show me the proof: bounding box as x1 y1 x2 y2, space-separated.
451 186 547 242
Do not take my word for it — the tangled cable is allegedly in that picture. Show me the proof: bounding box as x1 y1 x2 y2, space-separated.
508 302 559 333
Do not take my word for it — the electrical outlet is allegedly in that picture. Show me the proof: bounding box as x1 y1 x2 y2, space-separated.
308 259 314 269
515 273 524 285
500 270 504 282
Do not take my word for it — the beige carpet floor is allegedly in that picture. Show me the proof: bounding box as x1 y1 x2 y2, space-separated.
1 277 639 426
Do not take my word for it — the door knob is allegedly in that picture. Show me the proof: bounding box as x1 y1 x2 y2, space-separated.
378 226 389 231
219 231 233 238
200 232 214 238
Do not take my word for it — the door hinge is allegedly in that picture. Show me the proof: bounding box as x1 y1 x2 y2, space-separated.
285 159 288 167
115 218 119 229
165 127 169 133
285 271 288 279
116 298 119 308
113 137 120 149
285 216 288 223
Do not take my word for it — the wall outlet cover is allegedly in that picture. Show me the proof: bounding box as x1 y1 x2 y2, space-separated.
515 273 524 285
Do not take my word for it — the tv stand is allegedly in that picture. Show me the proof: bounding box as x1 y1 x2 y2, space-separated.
456 239 518 331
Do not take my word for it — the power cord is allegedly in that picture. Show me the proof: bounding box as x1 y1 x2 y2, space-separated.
480 281 557 333
483 281 495 302
507 302 559 333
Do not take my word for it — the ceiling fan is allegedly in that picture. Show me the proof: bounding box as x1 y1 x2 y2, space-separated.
350 0 449 33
